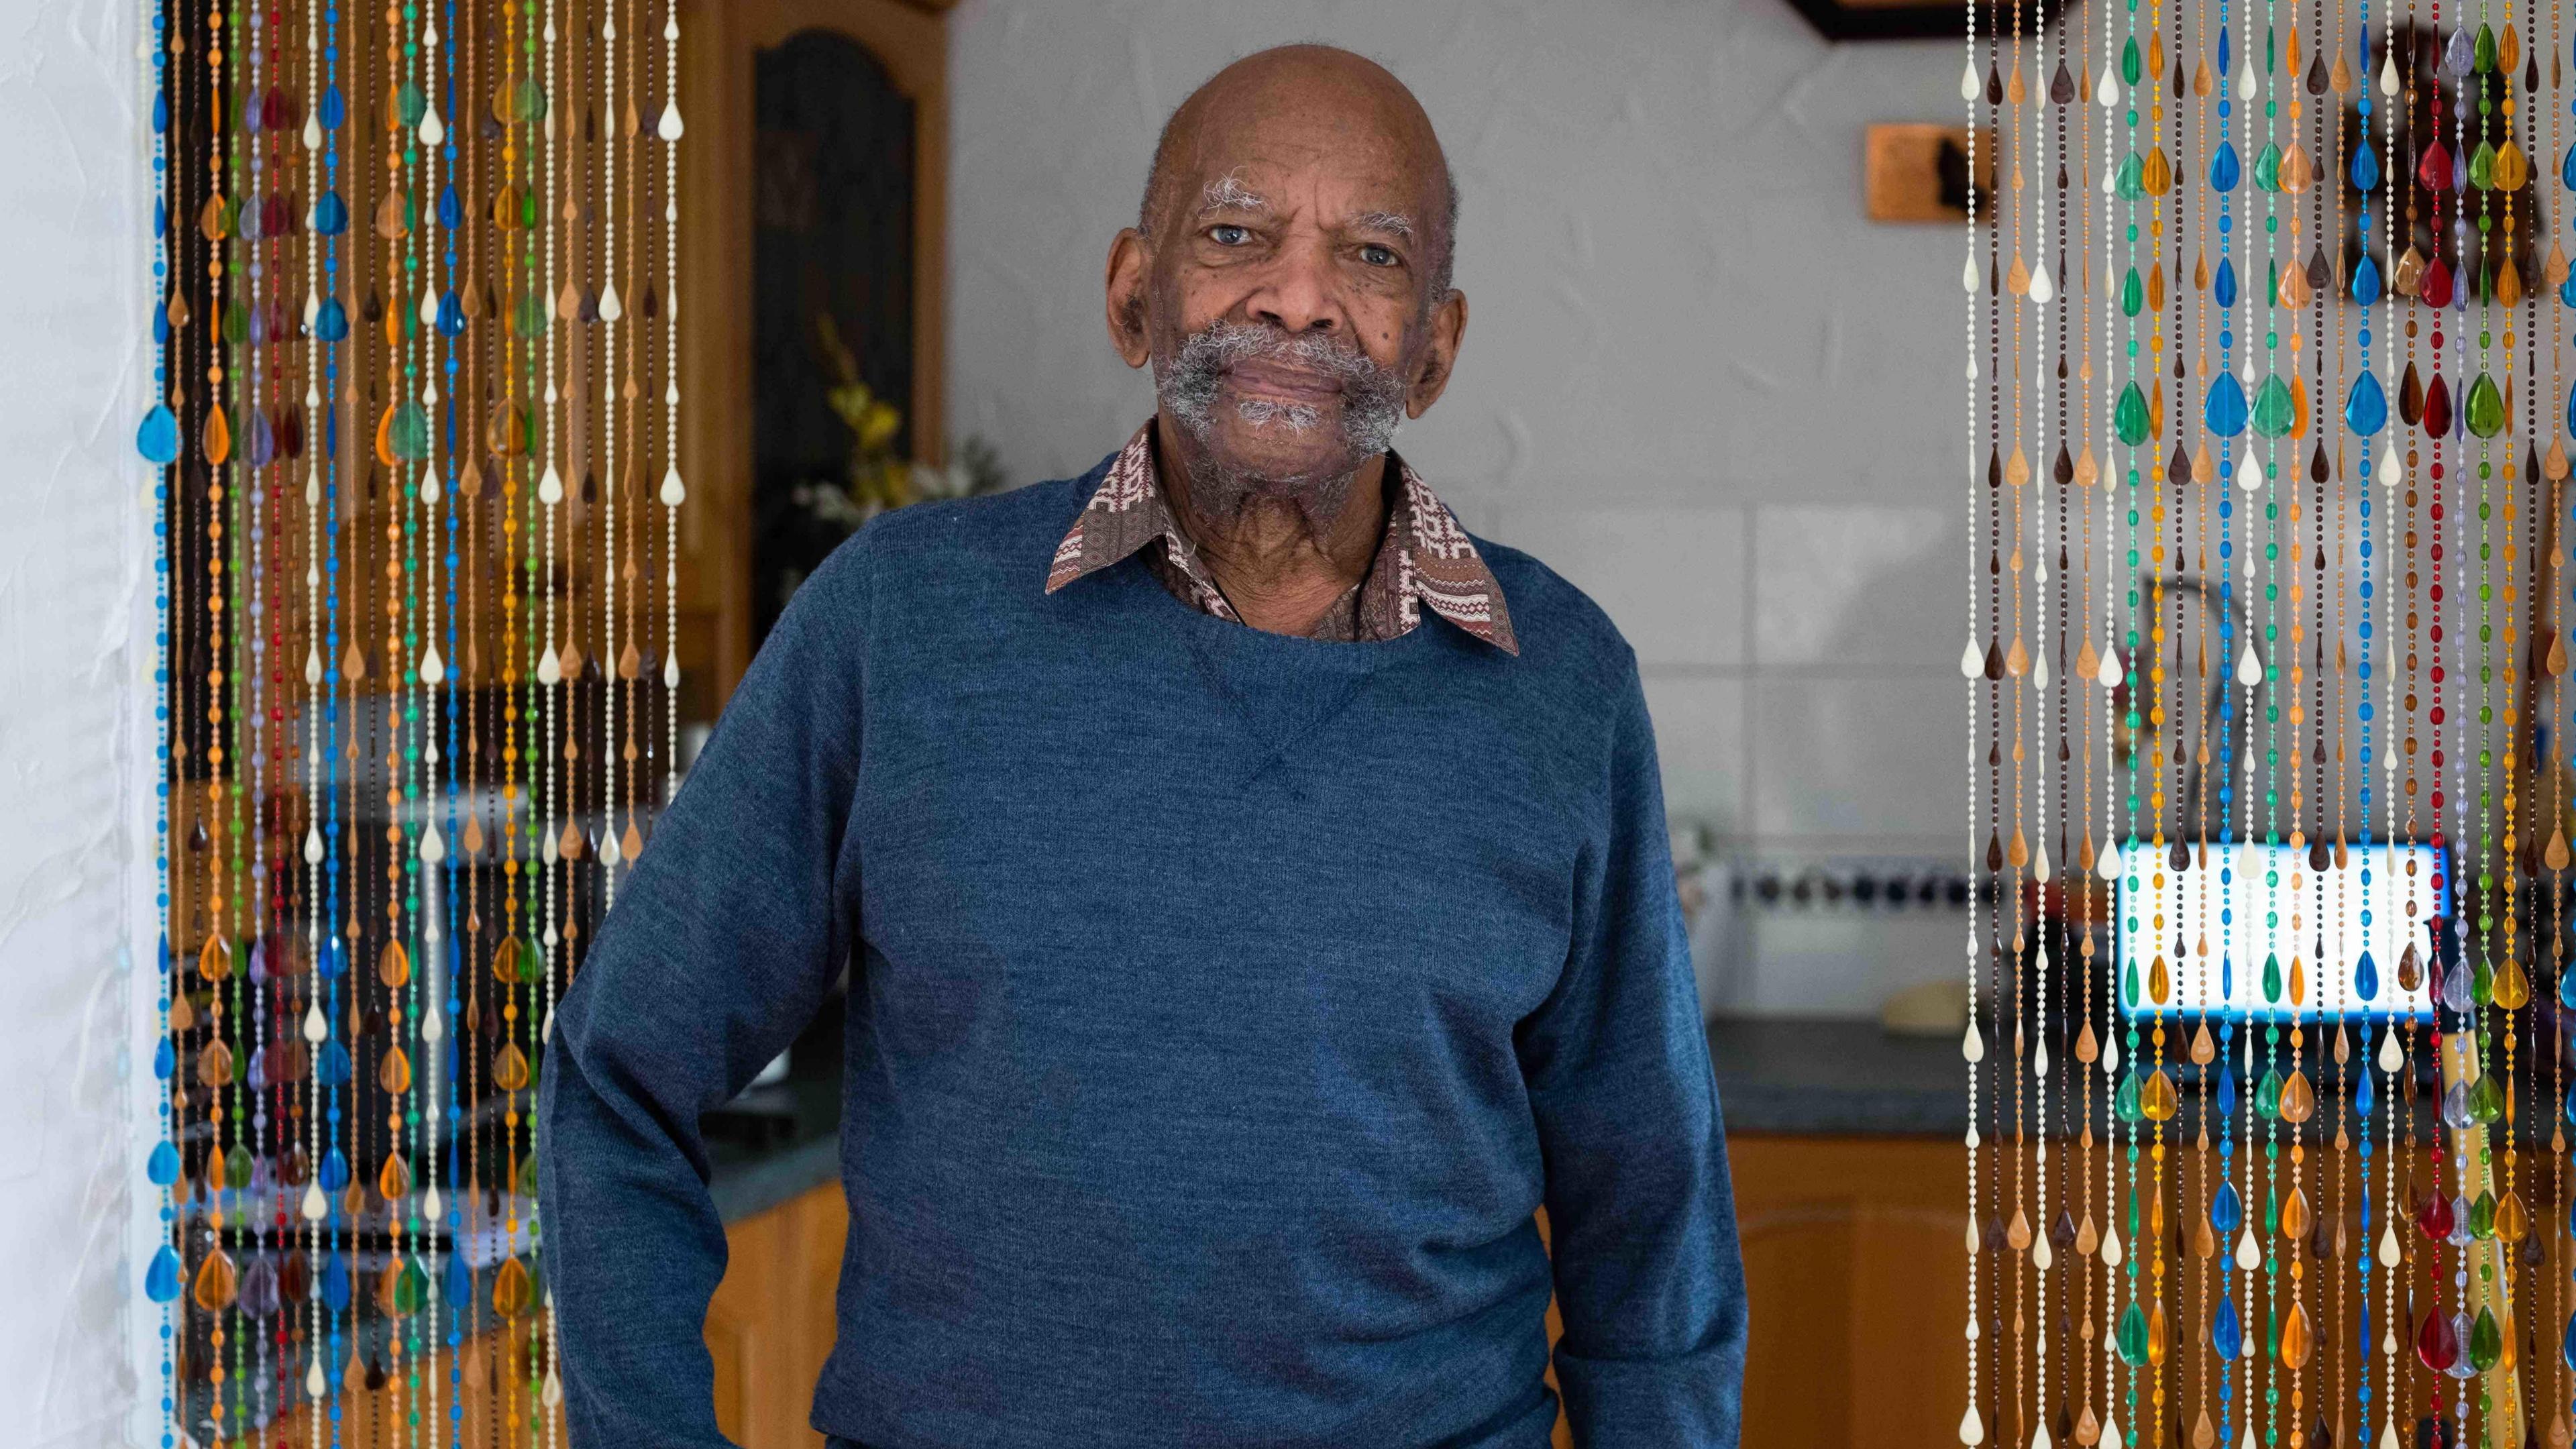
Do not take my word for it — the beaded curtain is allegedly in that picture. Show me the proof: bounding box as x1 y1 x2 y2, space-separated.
131 0 684 1438
1964 0 2576 1442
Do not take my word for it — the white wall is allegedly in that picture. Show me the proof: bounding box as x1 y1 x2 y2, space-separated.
0 0 155 1442
947 0 1973 1014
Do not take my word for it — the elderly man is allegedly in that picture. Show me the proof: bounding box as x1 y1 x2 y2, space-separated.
540 43 1747 1449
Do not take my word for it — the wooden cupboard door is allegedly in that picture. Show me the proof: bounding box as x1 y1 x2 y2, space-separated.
706 1183 852 1449
1727 1135 1970 1447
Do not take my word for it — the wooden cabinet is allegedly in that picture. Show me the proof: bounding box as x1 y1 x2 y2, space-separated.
1727 1134 1971 1446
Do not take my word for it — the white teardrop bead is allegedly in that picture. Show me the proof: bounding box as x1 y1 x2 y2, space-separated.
2236 450 2265 492
2027 264 2053 305
538 462 564 506
659 465 686 506
657 100 684 141
303 1000 327 1042
2378 1026 2404 1073
1960 62 1980 100
2377 1221 2402 1266
301 1183 328 1224
303 824 323 864
1961 1405 1987 1446
1960 637 1984 677
2096 645 2123 687
1962 1020 1986 1063
537 644 562 686
2096 70 2119 107
598 282 625 322
2237 643 2264 688
2235 1227 2263 1269
2100 1226 2122 1266
419 823 445 863
662 652 681 690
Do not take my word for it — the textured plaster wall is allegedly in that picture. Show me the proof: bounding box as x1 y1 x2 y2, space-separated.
946 0 1972 1014
0 0 155 1442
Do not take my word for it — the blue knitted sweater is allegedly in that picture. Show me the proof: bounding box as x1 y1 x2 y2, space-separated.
538 455 1748 1448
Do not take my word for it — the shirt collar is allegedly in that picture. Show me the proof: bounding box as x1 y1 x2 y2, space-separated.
1044 421 1518 655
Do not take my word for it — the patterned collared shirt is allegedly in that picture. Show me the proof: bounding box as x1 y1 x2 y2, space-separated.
1044 421 1518 655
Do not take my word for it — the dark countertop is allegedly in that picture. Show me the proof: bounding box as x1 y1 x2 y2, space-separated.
698 1014 1986 1224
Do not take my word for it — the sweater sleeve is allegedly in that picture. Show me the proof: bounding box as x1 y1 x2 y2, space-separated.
1516 651 1750 1447
536 539 871 1449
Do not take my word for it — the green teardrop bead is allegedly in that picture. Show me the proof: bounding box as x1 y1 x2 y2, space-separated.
513 290 549 339
2255 1067 2284 1120
2469 1190 2498 1239
2261 951 2284 1002
2251 375 2298 437
2469 1307 2503 1372
2116 152 2147 200
2469 1072 2507 1124
2122 268 2145 317
387 402 431 462
2121 36 2141 85
2474 24 2498 73
2116 1301 2151 1366
2115 382 2153 446
2253 142 2284 192
396 81 427 127
2465 372 2507 437
2116 1070 2144 1123
2469 140 2497 191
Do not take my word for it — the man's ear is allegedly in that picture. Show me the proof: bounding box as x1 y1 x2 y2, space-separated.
1404 288 1468 419
1105 229 1154 368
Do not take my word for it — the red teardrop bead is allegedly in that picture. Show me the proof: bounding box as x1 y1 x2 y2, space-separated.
2420 258 2455 309
2417 1189 2455 1240
2417 139 2453 192
2422 375 2453 437
2415 1307 2459 1371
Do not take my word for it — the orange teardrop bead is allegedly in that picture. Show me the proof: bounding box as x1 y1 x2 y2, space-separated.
202 403 232 466
2279 1301 2312 1368
198 931 233 981
378 1044 413 1095
378 939 411 988
377 1150 413 1201
2280 1186 2313 1240
490 936 521 983
493 1042 531 1093
492 1255 533 1319
192 1246 238 1311
2277 1070 2315 1123
196 1039 235 1089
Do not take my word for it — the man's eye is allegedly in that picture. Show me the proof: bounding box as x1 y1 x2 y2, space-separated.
1207 225 1252 246
1358 244 1400 268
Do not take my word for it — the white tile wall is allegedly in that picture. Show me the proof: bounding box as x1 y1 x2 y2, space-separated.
1751 674 1964 845
1491 504 1749 669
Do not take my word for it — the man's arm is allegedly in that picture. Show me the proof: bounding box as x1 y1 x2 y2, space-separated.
1517 651 1749 1446
536 538 872 1448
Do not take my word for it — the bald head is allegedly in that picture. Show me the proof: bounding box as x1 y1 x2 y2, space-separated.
1136 45 1459 302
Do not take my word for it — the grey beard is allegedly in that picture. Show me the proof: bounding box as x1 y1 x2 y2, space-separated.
1153 320 1409 511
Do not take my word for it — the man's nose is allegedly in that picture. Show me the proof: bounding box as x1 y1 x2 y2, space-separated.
1245 236 1341 337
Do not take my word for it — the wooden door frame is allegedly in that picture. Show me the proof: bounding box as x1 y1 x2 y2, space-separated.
677 0 953 707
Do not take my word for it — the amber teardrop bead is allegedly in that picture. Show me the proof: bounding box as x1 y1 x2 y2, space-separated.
378 1150 413 1201
492 1255 533 1319
198 932 233 982
192 1245 239 1312
379 1043 413 1095
493 1042 531 1093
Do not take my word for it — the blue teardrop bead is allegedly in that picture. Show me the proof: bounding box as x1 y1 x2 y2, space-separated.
2220 955 2235 999
436 289 466 337
2206 374 2251 437
2216 1065 2239 1116
319 1147 350 1191
442 1253 473 1307
152 1037 174 1080
2214 256 2239 308
320 84 345 130
247 410 275 467
150 308 167 346
146 1140 181 1185
2351 254 2382 305
2212 1296 2244 1360
2563 1311 2576 1373
2351 140 2379 191
315 297 348 341
245 1049 267 1091
136 404 180 465
2218 27 2231 73
438 183 463 231
2212 1179 2244 1234
144 1244 183 1303
2355 949 2380 1000
152 197 166 239
152 90 168 134
2355 1069 2377 1115
2567 272 2576 308
321 1252 352 1312
313 191 348 236
2211 141 2243 193
2562 140 2575 191
2345 372 2387 436
318 936 345 978
321 1038 353 1085
2563 1076 2576 1124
